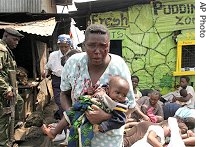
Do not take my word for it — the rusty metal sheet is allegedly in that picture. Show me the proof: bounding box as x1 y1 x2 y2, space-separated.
0 17 56 36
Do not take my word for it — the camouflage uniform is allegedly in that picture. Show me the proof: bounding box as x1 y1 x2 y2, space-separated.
0 39 24 146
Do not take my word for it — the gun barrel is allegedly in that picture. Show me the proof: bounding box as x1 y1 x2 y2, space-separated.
8 70 17 145
9 70 17 87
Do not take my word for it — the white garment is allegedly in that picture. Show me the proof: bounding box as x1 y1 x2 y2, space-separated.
167 117 186 147
134 89 142 100
45 50 64 77
131 125 165 147
174 106 195 118
185 86 195 109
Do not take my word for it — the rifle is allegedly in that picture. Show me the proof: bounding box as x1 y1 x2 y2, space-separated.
8 70 17 146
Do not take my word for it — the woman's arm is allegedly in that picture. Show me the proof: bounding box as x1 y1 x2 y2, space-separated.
60 90 72 110
134 106 150 121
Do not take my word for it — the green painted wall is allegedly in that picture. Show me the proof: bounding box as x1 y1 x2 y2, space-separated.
90 0 195 94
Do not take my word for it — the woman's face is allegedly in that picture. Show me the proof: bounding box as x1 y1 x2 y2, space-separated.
58 43 71 55
149 94 159 106
84 33 110 66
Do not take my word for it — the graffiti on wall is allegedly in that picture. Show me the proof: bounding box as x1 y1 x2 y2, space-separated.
152 0 195 32
109 29 125 40
90 11 128 28
90 0 195 94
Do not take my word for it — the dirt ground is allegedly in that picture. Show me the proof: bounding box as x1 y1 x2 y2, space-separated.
14 99 66 147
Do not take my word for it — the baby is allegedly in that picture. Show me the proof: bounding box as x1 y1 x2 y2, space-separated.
42 75 130 146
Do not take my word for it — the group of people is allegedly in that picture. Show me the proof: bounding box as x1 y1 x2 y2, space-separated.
41 24 195 147
0 24 195 147
123 74 195 147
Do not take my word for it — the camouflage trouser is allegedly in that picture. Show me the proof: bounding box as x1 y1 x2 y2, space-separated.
0 94 24 146
0 113 9 146
15 94 24 121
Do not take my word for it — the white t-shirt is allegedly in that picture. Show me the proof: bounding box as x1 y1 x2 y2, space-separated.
185 86 195 109
45 50 64 77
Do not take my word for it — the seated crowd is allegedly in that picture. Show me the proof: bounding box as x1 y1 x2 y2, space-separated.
42 74 195 147
123 75 195 147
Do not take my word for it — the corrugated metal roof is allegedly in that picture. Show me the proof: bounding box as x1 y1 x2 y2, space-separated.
0 0 41 13
0 17 56 36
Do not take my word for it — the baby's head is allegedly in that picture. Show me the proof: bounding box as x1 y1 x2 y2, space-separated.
180 88 188 97
107 75 130 103
159 118 187 137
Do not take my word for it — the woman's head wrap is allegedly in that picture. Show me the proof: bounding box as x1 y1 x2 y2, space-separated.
57 34 73 46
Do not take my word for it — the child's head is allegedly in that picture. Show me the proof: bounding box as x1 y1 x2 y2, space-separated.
174 116 194 134
180 88 188 97
131 75 139 89
177 121 188 134
107 75 130 103
183 117 195 130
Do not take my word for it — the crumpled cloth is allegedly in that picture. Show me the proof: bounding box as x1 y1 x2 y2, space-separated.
147 107 157 123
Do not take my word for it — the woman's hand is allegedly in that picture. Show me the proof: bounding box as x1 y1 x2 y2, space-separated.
92 88 106 98
86 87 96 95
85 104 111 124
142 115 151 122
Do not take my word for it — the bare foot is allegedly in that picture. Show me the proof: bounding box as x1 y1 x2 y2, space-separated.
41 124 56 139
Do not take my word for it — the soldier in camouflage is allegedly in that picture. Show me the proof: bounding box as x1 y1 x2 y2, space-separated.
0 28 24 146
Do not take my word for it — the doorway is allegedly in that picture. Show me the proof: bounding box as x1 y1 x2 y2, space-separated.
110 40 122 56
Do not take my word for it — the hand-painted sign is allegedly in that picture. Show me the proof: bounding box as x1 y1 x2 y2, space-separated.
109 29 125 40
90 11 128 28
152 0 195 32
